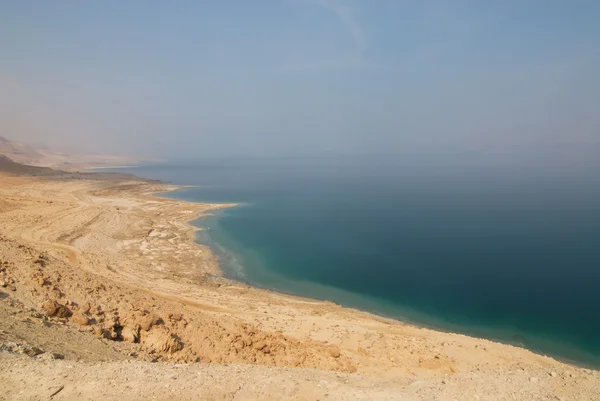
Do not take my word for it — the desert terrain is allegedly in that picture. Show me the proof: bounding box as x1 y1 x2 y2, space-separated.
0 135 145 171
0 158 598 400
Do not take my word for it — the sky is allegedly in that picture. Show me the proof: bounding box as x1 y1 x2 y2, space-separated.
1 0 599 159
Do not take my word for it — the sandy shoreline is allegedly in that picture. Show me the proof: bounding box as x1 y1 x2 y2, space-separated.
163 183 598 370
149 183 238 278
83 165 142 170
1 172 599 399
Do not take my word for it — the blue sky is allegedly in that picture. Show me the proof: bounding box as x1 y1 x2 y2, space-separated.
1 1 599 158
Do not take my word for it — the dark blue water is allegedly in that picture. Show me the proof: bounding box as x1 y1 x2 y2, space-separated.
110 154 600 367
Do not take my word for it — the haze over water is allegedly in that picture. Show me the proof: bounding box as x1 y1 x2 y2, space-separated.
114 150 600 368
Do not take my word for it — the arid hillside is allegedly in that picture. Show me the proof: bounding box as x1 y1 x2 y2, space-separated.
0 135 143 170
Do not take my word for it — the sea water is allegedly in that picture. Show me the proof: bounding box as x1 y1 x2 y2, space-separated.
109 153 600 367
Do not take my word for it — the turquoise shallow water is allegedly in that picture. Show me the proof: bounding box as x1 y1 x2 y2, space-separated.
108 155 600 367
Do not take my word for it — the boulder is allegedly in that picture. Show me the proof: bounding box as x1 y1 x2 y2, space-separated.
143 327 183 354
41 299 72 318
71 312 89 326
121 325 140 343
80 302 91 314
139 313 161 331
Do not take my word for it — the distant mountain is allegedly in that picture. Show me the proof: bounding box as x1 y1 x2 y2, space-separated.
0 135 47 165
0 154 63 176
0 135 142 170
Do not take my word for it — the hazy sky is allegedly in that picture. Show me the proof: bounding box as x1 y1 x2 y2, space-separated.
1 1 599 159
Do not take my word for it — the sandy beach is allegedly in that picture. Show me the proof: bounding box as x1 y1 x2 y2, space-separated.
1 172 599 400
